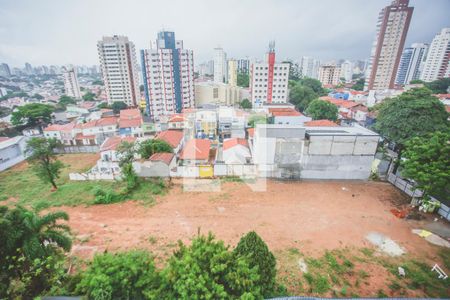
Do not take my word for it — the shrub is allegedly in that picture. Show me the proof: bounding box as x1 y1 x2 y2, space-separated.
93 187 125 204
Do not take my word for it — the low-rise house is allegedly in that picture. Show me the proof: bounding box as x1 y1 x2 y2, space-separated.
44 122 76 145
321 97 368 124
218 107 246 140
268 107 312 125
304 120 339 127
136 153 176 177
119 109 143 137
155 130 184 154
0 136 28 171
167 113 189 130
223 138 252 164
179 139 211 165
96 136 136 175
195 109 217 139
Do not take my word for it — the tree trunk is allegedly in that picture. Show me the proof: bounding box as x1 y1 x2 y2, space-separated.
392 147 403 175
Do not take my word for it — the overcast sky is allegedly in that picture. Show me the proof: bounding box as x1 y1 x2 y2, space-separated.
0 0 449 68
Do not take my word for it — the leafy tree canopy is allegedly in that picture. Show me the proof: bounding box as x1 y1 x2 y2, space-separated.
289 84 318 112
58 95 76 108
25 137 63 189
401 131 450 202
374 88 448 148
233 231 278 297
237 72 249 88
138 139 173 159
111 101 128 114
82 91 96 101
351 78 365 91
305 99 339 121
424 77 450 94
11 103 54 127
161 233 262 299
240 98 252 109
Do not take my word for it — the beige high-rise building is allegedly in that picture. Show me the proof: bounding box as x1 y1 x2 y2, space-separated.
97 35 140 106
62 67 81 99
420 28 450 82
318 65 341 86
365 0 414 90
228 59 238 87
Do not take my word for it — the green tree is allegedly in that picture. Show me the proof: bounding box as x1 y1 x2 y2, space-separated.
25 137 64 190
299 77 326 95
424 77 450 94
82 91 96 101
161 233 262 299
117 141 138 191
401 131 450 201
11 103 54 127
248 115 267 128
138 139 173 159
92 79 103 85
77 251 161 299
351 78 365 91
237 72 249 88
111 101 128 114
58 95 76 108
240 98 252 109
282 60 300 81
233 231 277 297
374 88 448 170
97 102 110 109
0 205 71 298
289 84 318 111
409 79 424 84
305 99 338 121
32 93 44 100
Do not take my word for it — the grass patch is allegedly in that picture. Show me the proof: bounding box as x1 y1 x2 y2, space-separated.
0 154 167 208
220 176 244 183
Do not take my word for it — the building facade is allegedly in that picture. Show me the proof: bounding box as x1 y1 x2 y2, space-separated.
97 35 140 106
214 47 227 83
249 43 290 106
299 56 320 79
420 28 450 82
237 58 250 74
141 31 194 120
340 60 354 83
228 59 237 87
395 43 428 85
318 65 341 86
62 67 82 99
0 63 11 78
365 0 414 90
194 81 242 106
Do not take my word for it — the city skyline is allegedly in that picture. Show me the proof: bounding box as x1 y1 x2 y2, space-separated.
0 0 449 67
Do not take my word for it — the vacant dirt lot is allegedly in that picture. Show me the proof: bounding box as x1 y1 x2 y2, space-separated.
62 179 438 260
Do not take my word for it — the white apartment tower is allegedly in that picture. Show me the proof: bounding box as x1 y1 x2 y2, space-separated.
141 31 194 120
340 60 354 83
318 65 341 86
62 67 81 99
420 28 450 82
365 0 414 90
299 56 320 79
228 59 238 87
395 43 428 85
97 35 140 106
214 47 227 83
250 42 290 106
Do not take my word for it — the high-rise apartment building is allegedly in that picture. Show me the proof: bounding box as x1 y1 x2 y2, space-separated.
365 0 414 90
340 60 354 83
214 47 227 83
228 59 238 87
250 42 290 106
299 56 320 79
24 62 33 75
395 43 428 85
97 35 140 106
0 63 11 77
420 28 450 82
62 67 81 99
318 65 341 86
141 31 194 120
237 58 250 74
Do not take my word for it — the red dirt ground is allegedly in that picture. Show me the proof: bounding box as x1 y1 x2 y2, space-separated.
59 179 439 261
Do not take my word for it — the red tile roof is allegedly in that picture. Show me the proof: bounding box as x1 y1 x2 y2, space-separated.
44 122 76 132
223 138 248 150
168 113 187 123
304 120 339 127
96 117 118 127
149 152 175 165
75 133 96 140
100 136 136 151
119 109 142 128
79 101 96 109
269 108 302 116
179 139 211 160
156 130 183 148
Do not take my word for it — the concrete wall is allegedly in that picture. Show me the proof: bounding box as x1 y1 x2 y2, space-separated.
300 155 374 179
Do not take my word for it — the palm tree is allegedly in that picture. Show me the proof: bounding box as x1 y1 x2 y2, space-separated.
1 205 72 259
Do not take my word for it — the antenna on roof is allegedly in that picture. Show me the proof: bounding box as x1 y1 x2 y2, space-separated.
268 41 275 53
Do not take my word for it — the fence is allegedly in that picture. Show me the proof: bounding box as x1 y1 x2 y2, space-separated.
214 164 256 177
69 172 115 181
387 172 450 222
171 164 257 178
56 145 99 154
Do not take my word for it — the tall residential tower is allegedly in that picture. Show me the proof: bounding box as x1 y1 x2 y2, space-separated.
365 0 414 90
395 43 428 85
420 28 450 82
97 35 140 106
214 47 227 83
62 67 82 99
141 31 194 120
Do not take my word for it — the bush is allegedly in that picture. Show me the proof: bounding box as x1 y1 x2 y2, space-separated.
77 251 161 299
233 231 277 297
93 187 125 204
